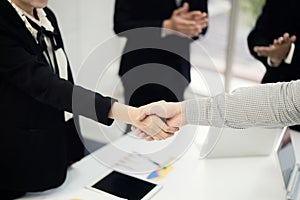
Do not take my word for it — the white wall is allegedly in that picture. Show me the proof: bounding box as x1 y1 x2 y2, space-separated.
48 0 120 76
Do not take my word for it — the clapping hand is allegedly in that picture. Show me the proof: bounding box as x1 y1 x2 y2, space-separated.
163 3 208 37
254 32 297 66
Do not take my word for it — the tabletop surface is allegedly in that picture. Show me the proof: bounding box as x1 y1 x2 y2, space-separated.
20 125 300 200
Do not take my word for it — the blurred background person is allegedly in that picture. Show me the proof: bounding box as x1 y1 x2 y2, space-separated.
114 0 208 111
247 0 300 131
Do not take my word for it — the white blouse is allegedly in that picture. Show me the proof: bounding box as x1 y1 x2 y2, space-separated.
8 0 68 81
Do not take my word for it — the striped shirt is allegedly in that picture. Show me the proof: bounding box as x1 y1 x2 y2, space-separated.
185 80 300 128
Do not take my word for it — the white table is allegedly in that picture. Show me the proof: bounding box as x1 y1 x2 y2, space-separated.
20 125 300 200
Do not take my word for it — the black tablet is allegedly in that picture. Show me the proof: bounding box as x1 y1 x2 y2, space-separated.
87 170 162 200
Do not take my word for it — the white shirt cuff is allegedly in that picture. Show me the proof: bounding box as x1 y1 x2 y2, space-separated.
284 43 295 64
267 43 295 67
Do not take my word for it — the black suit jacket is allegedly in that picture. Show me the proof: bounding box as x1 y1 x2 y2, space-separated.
0 0 115 192
248 0 300 83
114 0 208 106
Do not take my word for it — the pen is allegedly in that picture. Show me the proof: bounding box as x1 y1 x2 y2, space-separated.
132 151 163 168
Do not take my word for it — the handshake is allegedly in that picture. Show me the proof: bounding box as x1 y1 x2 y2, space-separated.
109 101 187 141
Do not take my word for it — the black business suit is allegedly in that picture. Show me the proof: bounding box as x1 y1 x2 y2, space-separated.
247 0 300 131
0 0 115 195
114 0 208 107
248 0 300 83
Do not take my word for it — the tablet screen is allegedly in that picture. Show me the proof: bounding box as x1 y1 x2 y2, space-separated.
91 171 157 200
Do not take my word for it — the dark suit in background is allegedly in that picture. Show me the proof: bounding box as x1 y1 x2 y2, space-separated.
248 0 300 83
247 0 300 131
0 0 115 197
114 0 208 107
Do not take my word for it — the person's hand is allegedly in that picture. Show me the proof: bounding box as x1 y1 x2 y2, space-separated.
130 108 178 141
163 3 203 37
138 101 187 127
131 101 187 140
253 33 297 66
108 102 178 141
182 10 208 32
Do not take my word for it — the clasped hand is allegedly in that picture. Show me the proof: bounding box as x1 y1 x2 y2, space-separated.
132 101 187 141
